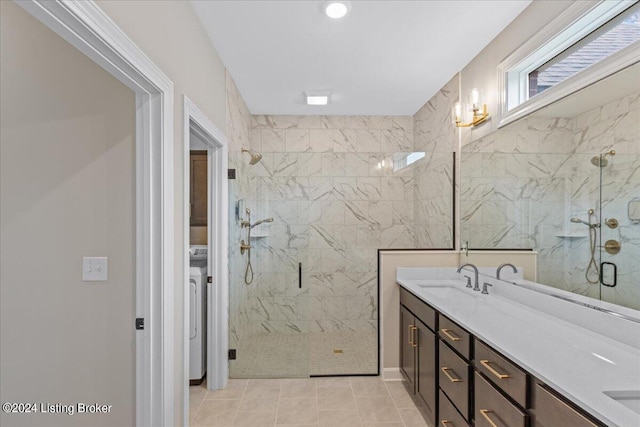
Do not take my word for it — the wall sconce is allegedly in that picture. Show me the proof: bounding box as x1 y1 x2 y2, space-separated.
452 88 489 127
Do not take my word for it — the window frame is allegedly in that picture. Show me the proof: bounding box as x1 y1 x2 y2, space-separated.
498 0 640 128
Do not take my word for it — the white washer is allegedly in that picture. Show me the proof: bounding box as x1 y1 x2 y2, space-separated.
189 246 207 384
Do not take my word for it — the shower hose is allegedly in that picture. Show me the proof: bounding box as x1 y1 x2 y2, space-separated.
244 247 254 284
585 210 599 284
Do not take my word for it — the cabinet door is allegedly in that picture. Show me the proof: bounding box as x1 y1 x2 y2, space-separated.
534 383 599 427
400 305 416 392
416 319 436 424
190 151 208 226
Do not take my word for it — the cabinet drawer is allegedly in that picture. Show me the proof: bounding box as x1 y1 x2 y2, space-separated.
475 372 527 427
400 287 436 331
475 340 527 408
439 390 469 427
534 383 599 427
439 315 471 359
439 340 470 420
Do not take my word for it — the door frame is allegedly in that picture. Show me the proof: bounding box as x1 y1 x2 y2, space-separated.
183 96 229 425
17 1 174 425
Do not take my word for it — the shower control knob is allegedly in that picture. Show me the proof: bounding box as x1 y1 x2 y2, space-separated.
600 239 621 255
605 218 619 229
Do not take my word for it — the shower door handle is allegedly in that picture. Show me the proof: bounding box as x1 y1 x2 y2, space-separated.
298 262 302 289
600 262 617 287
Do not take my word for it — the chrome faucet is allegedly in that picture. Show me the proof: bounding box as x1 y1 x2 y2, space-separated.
457 263 480 291
496 263 518 280
482 282 493 295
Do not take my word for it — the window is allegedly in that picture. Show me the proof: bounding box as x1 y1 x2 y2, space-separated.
500 0 640 126
529 6 640 97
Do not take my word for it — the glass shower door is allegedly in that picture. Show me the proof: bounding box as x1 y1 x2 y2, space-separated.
598 150 640 310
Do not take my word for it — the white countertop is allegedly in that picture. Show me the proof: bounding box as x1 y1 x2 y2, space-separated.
397 276 640 427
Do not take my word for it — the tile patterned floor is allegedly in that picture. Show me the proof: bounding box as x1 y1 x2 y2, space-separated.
190 377 432 426
230 331 377 378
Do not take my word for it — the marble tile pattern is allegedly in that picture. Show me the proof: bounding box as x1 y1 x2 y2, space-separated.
190 377 430 426
460 91 640 310
412 75 458 248
226 72 457 377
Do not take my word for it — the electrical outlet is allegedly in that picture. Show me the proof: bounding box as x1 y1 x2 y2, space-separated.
82 257 108 281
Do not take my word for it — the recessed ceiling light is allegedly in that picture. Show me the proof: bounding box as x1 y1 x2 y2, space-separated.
305 91 330 106
323 1 351 19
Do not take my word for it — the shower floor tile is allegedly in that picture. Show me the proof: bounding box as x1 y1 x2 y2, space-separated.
229 331 377 378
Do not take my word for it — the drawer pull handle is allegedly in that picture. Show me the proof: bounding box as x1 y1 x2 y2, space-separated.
408 325 415 346
480 359 511 380
441 328 461 342
411 326 418 348
441 367 462 383
480 409 499 427
441 420 453 427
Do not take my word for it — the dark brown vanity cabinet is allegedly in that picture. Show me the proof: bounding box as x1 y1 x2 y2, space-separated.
398 285 608 427
532 382 600 427
400 289 437 425
438 315 472 426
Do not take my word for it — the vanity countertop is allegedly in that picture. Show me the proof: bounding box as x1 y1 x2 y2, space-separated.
397 277 640 427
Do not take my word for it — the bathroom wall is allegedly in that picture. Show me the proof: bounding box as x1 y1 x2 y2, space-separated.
1 2 135 425
95 1 228 419
461 90 640 309
413 75 459 248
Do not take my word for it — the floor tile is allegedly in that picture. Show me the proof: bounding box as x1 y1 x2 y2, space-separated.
398 407 429 426
193 399 239 426
238 387 280 411
317 387 356 410
206 387 245 400
277 397 318 425
233 410 277 427
385 381 415 409
318 408 361 426
315 376 351 388
280 379 317 398
350 377 390 397
355 396 402 423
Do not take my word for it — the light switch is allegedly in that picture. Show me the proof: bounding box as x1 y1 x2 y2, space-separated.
83 257 108 281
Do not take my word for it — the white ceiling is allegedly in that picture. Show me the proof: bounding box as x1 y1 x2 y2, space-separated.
191 0 532 116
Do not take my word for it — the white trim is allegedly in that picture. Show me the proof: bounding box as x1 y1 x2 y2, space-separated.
16 1 174 425
498 0 640 127
183 96 228 427
382 368 404 381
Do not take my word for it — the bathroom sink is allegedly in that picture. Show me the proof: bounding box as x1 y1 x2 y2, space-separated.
603 390 640 415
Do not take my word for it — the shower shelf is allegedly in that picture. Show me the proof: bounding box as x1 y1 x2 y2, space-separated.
555 234 588 238
250 233 269 238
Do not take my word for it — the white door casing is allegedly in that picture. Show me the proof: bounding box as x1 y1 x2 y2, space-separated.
183 95 229 426
16 1 174 425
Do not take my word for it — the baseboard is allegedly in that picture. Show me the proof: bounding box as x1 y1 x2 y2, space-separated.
382 368 403 381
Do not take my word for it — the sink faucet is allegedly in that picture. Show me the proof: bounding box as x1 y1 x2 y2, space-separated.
496 263 518 280
457 263 480 291
482 282 493 295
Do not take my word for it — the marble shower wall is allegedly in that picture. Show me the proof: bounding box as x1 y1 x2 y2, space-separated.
236 114 417 336
226 73 253 349
413 75 458 248
461 91 640 310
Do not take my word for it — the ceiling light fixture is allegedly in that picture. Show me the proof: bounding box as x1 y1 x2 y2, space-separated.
323 1 351 19
305 91 330 106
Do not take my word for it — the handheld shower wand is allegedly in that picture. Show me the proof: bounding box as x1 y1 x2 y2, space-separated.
570 209 599 283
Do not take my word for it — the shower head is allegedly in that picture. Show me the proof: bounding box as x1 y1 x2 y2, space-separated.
590 150 615 167
242 148 263 165
570 217 589 226
250 217 274 229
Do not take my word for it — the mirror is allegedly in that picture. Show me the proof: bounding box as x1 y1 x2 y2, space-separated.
460 61 640 311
